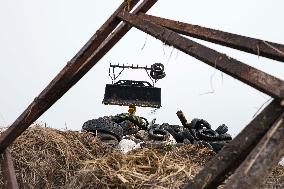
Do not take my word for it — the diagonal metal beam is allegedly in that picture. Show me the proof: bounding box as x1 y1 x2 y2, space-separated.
117 12 284 188
140 14 284 62
117 12 284 99
223 113 284 189
0 0 157 153
184 99 284 189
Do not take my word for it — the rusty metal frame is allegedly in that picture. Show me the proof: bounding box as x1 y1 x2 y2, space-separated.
1 1 284 188
117 12 284 189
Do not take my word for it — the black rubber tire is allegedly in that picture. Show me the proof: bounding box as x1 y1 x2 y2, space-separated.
120 120 139 135
148 128 170 141
188 119 200 129
82 117 123 141
215 124 228 135
190 119 211 130
216 133 232 141
190 129 200 140
166 128 184 143
161 123 184 142
197 128 219 141
150 63 166 80
112 114 148 130
209 141 229 152
182 129 195 143
194 141 213 150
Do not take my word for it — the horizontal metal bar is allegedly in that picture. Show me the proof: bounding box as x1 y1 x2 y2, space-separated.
140 14 284 62
184 99 284 189
110 64 152 70
1 149 18 189
0 0 157 153
117 12 284 99
223 113 284 189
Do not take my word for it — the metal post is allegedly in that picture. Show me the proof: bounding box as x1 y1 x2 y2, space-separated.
1 149 18 189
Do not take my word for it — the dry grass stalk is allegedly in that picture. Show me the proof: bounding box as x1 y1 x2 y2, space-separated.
0 125 282 188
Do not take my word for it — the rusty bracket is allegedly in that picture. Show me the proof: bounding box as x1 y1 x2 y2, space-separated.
1 149 18 189
0 0 157 153
140 14 284 63
117 12 284 99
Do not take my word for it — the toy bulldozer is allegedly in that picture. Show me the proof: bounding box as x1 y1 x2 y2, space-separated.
103 63 166 108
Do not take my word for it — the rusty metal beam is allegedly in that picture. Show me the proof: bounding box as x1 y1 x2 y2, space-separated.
1 149 18 189
0 0 157 153
117 12 284 99
184 99 284 189
176 110 190 128
118 12 284 189
223 113 284 189
117 12 284 188
140 14 284 62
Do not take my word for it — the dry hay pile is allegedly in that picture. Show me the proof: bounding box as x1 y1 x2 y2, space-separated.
0 125 283 188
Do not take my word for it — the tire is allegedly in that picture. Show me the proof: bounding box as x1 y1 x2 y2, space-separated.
190 129 200 140
112 114 148 130
161 123 184 142
150 63 166 80
120 120 139 135
148 128 170 141
82 117 123 141
190 119 211 130
209 141 229 152
139 117 149 130
182 129 195 143
188 119 200 129
197 128 219 141
215 124 228 134
97 133 119 146
194 141 213 150
216 133 232 141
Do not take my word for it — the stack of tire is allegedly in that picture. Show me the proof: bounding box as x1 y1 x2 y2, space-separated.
160 119 232 152
82 116 232 152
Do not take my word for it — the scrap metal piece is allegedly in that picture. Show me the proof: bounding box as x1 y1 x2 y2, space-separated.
184 99 284 189
0 0 157 153
140 14 284 62
176 110 190 128
1 149 18 189
117 12 284 99
223 113 284 189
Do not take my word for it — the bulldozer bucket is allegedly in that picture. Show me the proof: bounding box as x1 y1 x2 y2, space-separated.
103 80 161 108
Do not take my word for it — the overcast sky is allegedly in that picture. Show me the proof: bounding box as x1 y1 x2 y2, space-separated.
0 0 284 136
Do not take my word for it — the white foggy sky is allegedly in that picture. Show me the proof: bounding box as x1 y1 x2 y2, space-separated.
0 0 284 136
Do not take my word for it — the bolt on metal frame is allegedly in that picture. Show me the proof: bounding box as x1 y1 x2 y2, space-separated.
0 1 284 188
